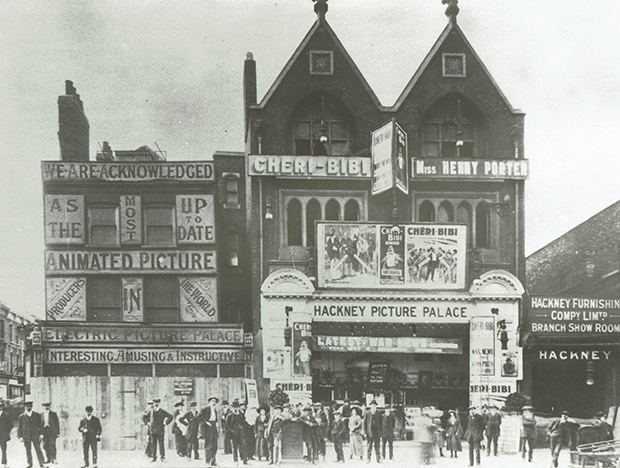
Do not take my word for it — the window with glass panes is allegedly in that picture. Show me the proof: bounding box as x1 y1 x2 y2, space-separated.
144 205 175 246
87 277 121 322
224 174 240 208
88 205 119 245
144 276 178 322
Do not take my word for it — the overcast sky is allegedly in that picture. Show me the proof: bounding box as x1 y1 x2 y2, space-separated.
2 0 620 318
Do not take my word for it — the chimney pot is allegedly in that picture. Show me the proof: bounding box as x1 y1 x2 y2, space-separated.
65 80 76 95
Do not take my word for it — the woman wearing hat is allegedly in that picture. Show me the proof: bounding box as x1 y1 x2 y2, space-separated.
445 410 462 458
348 406 363 460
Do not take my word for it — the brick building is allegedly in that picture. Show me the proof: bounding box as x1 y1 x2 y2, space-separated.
245 1 528 409
34 81 251 449
526 200 620 416
0 301 32 400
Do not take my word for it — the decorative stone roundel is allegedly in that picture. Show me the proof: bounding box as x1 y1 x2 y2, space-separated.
469 269 525 297
261 268 315 297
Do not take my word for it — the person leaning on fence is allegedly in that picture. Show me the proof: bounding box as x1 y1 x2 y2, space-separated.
179 401 201 461
520 405 536 463
18 400 46 468
78 405 102 468
547 410 573 468
0 400 11 467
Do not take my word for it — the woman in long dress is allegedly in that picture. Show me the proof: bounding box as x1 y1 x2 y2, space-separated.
348 407 364 460
445 410 462 458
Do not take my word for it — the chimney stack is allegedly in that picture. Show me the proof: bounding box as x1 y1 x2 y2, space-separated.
243 53 257 140
58 80 90 161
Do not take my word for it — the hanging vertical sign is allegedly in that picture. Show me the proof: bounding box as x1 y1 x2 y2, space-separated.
292 322 312 377
379 225 405 284
46 277 86 320
176 195 215 244
179 277 218 322
470 317 495 376
44 195 84 245
122 277 143 322
371 120 408 196
120 195 141 244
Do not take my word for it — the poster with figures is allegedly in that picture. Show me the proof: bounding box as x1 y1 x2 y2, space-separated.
292 322 312 377
264 348 291 378
379 225 405 284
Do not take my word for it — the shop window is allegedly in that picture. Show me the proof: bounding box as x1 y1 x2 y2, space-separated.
144 205 175 246
476 202 491 248
456 202 473 246
0 321 4 340
344 199 360 221
419 201 435 222
144 276 178 322
437 201 454 223
325 199 340 221
88 205 118 245
227 231 240 267
306 199 321 246
0 346 4 362
223 173 240 209
220 364 245 378
292 93 355 156
87 277 121 322
45 364 107 377
287 199 303 246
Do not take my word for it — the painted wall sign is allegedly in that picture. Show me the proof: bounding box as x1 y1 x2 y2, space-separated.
45 250 216 274
45 277 86 321
530 296 620 335
44 347 245 364
248 155 371 178
42 161 214 181
122 277 143 322
264 348 291 378
176 195 215 244
42 325 244 344
179 277 217 322
470 317 495 377
412 158 529 180
535 348 615 361
312 300 470 323
312 336 462 354
120 195 141 244
317 223 467 289
44 195 84 245
270 378 312 405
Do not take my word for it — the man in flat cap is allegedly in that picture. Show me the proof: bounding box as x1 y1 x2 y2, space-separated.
520 406 536 462
200 397 220 466
465 405 485 467
547 410 574 468
179 402 201 461
18 400 46 468
363 400 383 463
149 398 173 462
172 400 187 458
41 402 60 465
78 405 101 468
0 400 12 467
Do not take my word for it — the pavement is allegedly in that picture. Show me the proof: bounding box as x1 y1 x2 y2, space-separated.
2 440 575 468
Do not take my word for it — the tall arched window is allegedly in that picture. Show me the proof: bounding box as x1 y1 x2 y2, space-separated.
476 202 491 248
456 202 472 246
344 200 360 221
287 199 302 246
437 201 454 223
292 93 355 156
325 199 340 221
306 199 321 246
419 201 435 222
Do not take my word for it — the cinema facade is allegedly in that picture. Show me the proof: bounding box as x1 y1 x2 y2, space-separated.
245 2 529 409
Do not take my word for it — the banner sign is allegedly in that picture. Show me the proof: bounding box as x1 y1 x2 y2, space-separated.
470 317 495 376
120 195 141 244
245 379 260 409
44 195 84 245
530 297 620 335
44 347 245 364
371 120 408 195
312 336 462 354
264 348 292 378
394 122 408 194
179 277 218 322
535 347 615 361
318 223 467 289
270 378 312 405
42 325 244 344
122 278 143 322
312 299 470 323
46 277 86 321
176 195 215 244
412 158 529 180
42 161 214 182
45 250 216 274
248 155 371 178
292 322 312 377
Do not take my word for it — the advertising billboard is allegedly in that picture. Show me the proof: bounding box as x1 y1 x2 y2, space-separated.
371 120 409 195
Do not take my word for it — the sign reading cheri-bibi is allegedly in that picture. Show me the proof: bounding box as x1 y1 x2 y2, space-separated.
248 155 371 178
317 222 466 289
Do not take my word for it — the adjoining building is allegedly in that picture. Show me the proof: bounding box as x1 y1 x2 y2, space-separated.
0 301 33 400
526 200 620 417
245 0 528 409
34 81 251 449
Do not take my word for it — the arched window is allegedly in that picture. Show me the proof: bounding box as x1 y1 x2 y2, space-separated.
456 202 472 246
306 199 321 246
419 201 435 222
287 198 302 246
223 174 240 208
476 202 491 248
292 93 355 156
344 199 360 221
227 302 241 323
437 201 454 223
325 199 340 221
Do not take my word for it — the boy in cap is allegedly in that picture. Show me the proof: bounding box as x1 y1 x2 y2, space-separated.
78 405 101 468
200 397 220 466
41 402 60 465
18 400 46 468
179 402 201 461
149 398 173 462
331 408 347 463
0 400 11 467
547 410 574 468
521 406 536 462
172 400 187 458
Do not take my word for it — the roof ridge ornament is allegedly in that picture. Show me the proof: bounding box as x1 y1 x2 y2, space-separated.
313 0 328 22
442 0 459 26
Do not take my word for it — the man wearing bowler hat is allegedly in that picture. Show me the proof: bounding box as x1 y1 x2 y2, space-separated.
41 402 60 465
465 405 485 467
200 396 220 466
363 399 383 463
78 405 101 468
179 402 201 461
18 400 46 468
149 398 173 462
226 399 247 465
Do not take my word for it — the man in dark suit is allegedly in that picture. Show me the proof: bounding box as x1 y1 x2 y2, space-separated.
221 400 232 454
381 405 396 461
226 400 247 465
17 400 46 468
149 398 173 462
0 400 12 467
41 402 60 464
142 400 153 459
485 405 502 456
465 405 486 467
78 405 101 468
200 396 220 466
171 400 187 458
363 399 383 463
180 401 201 461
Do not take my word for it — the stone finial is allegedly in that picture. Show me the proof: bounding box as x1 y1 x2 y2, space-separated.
442 0 459 26
313 0 328 21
